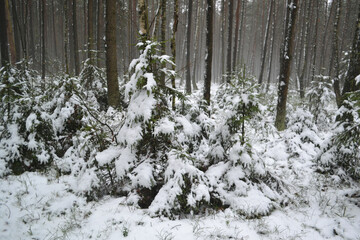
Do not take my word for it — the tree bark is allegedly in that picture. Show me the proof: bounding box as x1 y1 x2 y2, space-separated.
72 0 80 75
159 0 166 86
329 0 342 107
88 0 94 63
64 0 69 75
298 0 311 99
185 0 192 94
258 0 273 85
4 0 15 65
266 0 276 92
170 0 179 110
341 3 360 100
0 0 9 66
106 0 120 109
138 0 148 39
41 0 46 82
275 0 298 131
97 0 104 68
232 0 241 73
204 0 213 105
226 0 234 81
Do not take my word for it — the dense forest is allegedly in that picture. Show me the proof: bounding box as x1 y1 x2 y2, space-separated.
1 0 360 239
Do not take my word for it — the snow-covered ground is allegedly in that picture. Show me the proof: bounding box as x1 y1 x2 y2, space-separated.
1 159 359 240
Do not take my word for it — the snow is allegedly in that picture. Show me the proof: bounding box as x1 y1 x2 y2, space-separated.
96 145 121 166
1 171 359 240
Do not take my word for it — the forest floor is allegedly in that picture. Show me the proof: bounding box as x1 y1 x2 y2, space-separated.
1 153 360 240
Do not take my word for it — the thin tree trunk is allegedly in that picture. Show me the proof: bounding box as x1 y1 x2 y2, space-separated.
258 0 274 85
275 0 298 131
10 0 21 61
97 0 103 68
192 1 201 91
73 0 80 75
330 0 342 107
0 0 9 66
88 0 94 63
298 0 311 99
310 0 319 83
340 3 360 110
170 0 179 110
159 0 166 86
4 0 15 65
226 0 234 80
185 0 192 93
64 0 69 75
232 0 241 73
138 0 148 39
41 0 46 83
220 0 226 82
106 0 120 109
51 1 57 60
204 0 213 105
266 0 276 92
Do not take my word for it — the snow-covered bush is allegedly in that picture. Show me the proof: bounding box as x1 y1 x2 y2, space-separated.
307 75 336 130
318 89 360 180
284 108 322 161
0 64 54 175
210 69 260 162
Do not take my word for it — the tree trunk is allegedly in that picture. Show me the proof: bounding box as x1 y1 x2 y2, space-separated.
185 0 192 94
138 0 148 39
310 0 319 83
265 0 276 92
204 0 213 105
330 0 342 107
232 0 241 73
64 0 69 75
72 0 80 75
341 3 360 100
0 0 9 66
220 0 226 82
226 0 234 80
97 0 104 68
88 0 94 63
191 1 201 91
28 0 35 60
170 0 179 110
258 0 274 85
41 0 46 82
275 0 298 131
10 0 20 61
106 0 120 109
298 0 311 99
51 1 57 61
159 0 166 86
4 0 15 65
